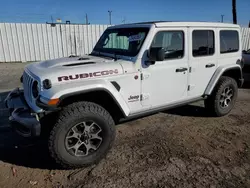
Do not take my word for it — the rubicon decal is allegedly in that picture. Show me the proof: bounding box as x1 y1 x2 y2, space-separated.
58 69 119 82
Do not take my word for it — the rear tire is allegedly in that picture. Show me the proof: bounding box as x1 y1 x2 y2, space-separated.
204 76 238 117
48 101 115 169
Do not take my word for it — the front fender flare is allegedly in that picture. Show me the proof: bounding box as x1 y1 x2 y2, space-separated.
40 79 130 116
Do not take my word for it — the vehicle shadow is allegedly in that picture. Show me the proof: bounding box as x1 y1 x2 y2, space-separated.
164 104 211 117
242 71 250 89
243 66 250 73
0 91 57 170
242 81 250 89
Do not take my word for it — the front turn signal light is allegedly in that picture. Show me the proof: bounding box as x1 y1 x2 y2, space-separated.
48 98 60 105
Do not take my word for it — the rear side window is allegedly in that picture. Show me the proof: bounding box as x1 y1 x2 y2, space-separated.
220 30 239 54
192 30 215 57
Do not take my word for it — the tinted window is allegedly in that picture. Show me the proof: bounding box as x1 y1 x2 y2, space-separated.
151 31 184 59
220 30 239 54
192 30 214 57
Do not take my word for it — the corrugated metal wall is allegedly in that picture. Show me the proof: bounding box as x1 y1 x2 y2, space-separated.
241 28 250 51
0 23 250 62
0 23 110 62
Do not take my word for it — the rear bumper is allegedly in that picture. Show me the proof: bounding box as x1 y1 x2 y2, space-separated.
5 88 41 137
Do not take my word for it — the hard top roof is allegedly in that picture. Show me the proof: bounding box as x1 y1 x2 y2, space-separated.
109 21 240 29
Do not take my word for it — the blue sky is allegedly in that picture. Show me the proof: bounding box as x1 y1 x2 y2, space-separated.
0 0 249 26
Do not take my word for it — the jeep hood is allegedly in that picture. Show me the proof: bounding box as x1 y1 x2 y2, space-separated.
25 55 125 84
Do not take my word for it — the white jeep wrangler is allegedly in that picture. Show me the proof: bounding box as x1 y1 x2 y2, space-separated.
5 21 244 169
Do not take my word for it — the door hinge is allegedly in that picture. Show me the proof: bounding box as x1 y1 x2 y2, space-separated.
188 85 195 91
141 73 150 80
189 67 192 73
140 93 150 100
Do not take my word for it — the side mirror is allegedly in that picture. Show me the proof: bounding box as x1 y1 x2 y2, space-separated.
242 50 247 54
148 47 165 63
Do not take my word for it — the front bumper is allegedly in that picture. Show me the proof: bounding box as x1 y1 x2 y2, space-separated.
5 88 41 137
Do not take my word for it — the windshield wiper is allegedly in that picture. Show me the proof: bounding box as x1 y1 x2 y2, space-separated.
90 51 110 59
90 49 121 61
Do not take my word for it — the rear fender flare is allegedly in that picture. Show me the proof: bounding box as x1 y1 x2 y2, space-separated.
204 64 243 95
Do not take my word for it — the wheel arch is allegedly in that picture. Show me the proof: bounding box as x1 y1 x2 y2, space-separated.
58 88 127 123
204 64 243 96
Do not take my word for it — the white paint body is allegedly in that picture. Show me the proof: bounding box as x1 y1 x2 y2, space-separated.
22 22 242 117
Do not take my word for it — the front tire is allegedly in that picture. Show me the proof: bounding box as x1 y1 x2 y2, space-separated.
205 76 238 117
48 101 115 169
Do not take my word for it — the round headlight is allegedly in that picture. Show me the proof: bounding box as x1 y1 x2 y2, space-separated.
32 81 39 98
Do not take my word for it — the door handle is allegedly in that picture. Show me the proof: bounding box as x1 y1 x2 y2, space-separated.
176 67 188 72
205 63 215 68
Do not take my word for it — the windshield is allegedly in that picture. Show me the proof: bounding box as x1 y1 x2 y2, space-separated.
93 27 149 57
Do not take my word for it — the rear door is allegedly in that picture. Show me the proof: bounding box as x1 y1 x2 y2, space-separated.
188 28 217 97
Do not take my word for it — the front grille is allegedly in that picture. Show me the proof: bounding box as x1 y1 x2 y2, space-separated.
22 70 42 112
23 70 35 103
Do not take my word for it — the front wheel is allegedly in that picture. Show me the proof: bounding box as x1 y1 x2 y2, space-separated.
48 101 115 169
205 76 238 117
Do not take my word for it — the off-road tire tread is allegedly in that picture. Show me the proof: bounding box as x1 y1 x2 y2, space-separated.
205 76 238 117
48 101 115 169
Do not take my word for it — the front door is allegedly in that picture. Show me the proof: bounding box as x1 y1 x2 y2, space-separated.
188 28 217 97
141 28 189 108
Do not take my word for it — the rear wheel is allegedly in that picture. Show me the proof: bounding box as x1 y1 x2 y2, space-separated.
205 76 238 117
48 101 115 169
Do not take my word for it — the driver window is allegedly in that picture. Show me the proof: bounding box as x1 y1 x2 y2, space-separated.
151 31 184 59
